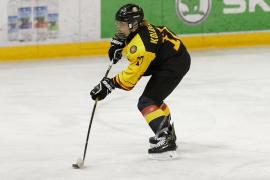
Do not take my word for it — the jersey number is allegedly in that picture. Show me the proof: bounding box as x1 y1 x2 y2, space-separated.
157 27 181 51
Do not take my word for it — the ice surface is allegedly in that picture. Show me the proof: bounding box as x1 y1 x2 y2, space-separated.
0 47 270 180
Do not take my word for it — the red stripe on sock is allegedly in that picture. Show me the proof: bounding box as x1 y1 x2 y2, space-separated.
160 103 167 111
141 105 159 117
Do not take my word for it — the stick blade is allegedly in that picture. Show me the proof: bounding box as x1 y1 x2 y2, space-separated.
72 163 82 169
72 158 84 169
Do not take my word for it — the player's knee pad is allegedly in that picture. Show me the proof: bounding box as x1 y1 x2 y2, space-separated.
137 96 155 111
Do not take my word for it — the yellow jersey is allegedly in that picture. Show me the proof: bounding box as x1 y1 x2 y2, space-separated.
113 23 187 90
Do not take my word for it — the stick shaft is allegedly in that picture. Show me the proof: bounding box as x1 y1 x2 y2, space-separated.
82 61 114 163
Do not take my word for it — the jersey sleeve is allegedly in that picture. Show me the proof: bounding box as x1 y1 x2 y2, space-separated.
113 34 156 91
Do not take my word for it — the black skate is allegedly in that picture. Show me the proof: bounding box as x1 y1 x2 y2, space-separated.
149 123 177 148
148 131 177 160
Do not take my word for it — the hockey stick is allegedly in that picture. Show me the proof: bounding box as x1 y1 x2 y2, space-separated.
72 61 114 169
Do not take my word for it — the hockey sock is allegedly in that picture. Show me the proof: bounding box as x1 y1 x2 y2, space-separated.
141 105 167 134
160 103 171 120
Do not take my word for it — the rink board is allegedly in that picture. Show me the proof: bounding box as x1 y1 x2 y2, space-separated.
1 31 270 62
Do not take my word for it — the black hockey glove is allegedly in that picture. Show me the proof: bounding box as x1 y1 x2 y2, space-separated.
108 36 125 64
90 77 115 101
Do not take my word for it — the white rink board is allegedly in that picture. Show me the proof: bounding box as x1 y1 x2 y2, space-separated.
0 0 100 46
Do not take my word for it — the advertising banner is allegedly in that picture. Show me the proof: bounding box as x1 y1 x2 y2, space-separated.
6 0 59 43
101 0 270 38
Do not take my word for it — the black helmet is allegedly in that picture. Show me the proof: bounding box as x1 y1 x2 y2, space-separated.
115 4 144 29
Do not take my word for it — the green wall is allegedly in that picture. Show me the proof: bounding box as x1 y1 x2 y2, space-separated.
101 0 270 38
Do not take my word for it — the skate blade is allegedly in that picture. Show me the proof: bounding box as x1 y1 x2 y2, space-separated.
149 151 178 160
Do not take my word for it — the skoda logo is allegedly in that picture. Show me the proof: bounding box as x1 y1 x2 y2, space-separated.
176 0 212 25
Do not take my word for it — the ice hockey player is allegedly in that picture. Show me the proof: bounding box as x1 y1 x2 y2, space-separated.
90 3 191 159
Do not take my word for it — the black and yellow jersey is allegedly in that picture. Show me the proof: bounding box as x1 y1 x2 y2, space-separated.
112 23 187 91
